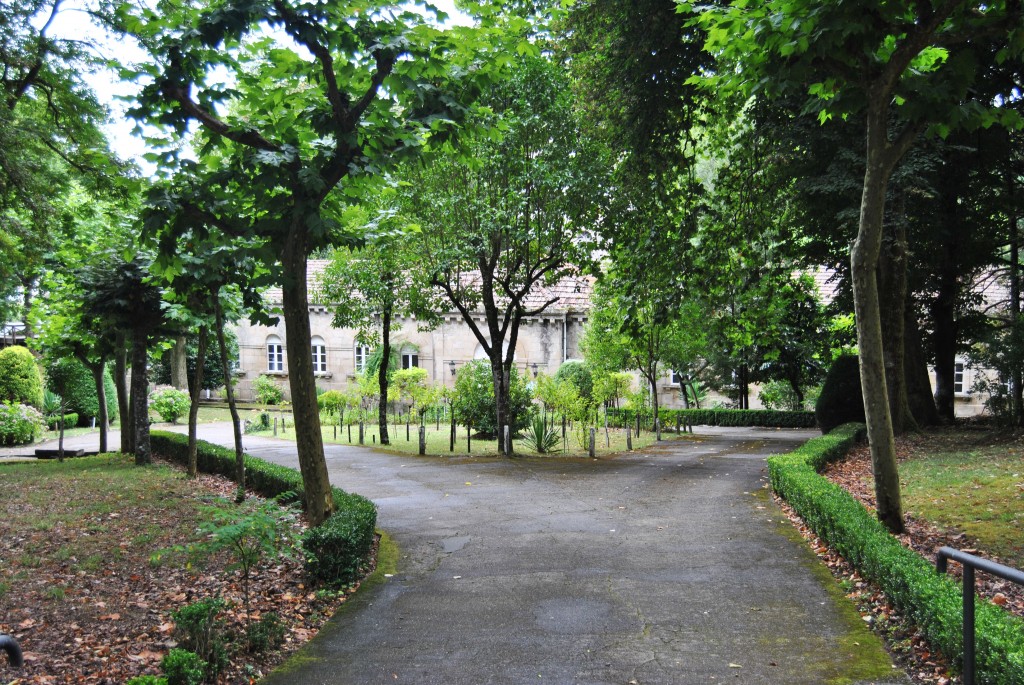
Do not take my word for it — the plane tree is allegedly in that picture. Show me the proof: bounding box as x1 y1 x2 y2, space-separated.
686 0 1024 532
121 0 504 523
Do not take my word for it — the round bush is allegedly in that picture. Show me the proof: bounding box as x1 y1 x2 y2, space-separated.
252 374 284 405
555 361 593 402
0 402 44 446
815 355 865 434
150 386 191 424
45 357 118 426
0 346 44 409
317 390 345 417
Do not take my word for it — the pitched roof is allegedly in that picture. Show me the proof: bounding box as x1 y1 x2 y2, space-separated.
264 259 594 314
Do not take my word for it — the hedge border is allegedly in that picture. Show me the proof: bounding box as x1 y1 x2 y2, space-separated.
606 408 816 429
150 431 377 586
769 423 1024 684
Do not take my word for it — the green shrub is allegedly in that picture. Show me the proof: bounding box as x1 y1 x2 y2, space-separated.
252 374 284 405
0 402 44 446
126 676 168 685
555 361 593 401
150 431 377 587
170 598 228 680
758 380 817 411
245 410 271 434
769 424 1024 685
150 386 191 424
0 346 44 409
451 359 533 437
161 648 207 685
317 390 345 417
44 357 117 426
45 412 78 431
815 355 864 434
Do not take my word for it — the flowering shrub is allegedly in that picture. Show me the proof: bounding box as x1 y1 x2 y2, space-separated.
0 402 44 446
150 386 191 424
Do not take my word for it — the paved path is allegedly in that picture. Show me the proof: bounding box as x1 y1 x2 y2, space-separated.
5 425 906 684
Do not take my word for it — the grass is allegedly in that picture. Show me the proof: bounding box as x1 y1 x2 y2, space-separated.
901 437 1024 567
248 411 666 457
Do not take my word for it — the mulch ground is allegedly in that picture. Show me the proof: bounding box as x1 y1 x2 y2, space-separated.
776 430 1024 685
0 461 372 684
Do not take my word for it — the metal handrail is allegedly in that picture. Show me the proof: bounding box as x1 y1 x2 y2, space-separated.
0 633 23 667
935 546 1024 685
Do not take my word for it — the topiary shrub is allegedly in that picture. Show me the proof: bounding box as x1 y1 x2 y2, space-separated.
814 355 865 434
252 374 284 405
44 357 117 427
0 402 44 445
554 361 593 402
46 412 79 431
0 346 44 409
150 386 191 424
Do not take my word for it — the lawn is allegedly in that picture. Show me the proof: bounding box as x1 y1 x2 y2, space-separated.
246 410 668 457
0 454 348 684
899 432 1024 568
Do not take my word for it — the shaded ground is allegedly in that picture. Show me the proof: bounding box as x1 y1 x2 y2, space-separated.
250 427 906 685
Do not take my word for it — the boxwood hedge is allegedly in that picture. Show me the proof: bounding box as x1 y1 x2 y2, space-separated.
770 423 1024 684
661 408 816 428
151 431 377 586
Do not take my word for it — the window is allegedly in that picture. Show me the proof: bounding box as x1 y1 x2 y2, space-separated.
954 362 965 394
671 370 683 386
267 335 284 372
354 345 367 373
311 336 327 373
402 350 419 369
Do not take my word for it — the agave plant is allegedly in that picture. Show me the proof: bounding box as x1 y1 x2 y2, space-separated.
42 390 65 420
521 415 561 454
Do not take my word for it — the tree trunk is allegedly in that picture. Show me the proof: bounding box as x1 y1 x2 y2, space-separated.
852 104 905 534
89 362 108 454
115 332 132 454
215 298 245 494
170 335 189 390
1009 166 1022 425
281 224 334 525
490 358 510 455
378 307 392 445
130 327 151 466
931 251 959 423
904 302 938 427
878 212 916 435
186 325 209 478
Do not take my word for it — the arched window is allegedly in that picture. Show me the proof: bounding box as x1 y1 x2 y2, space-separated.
311 335 327 373
267 335 284 372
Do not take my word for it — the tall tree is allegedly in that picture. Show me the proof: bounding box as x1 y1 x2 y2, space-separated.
410 56 607 454
123 0 501 523
688 0 1024 533
317 203 442 446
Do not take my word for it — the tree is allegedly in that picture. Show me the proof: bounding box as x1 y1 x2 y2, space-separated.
316 201 442 445
125 0 502 524
79 255 167 465
410 56 607 454
688 0 1024 533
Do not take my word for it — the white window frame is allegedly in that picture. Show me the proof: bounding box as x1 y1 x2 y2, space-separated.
311 336 328 373
267 335 284 372
354 345 368 373
671 370 683 386
402 351 419 369
954 362 965 395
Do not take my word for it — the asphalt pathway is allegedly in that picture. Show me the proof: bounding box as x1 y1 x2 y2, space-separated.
6 425 907 684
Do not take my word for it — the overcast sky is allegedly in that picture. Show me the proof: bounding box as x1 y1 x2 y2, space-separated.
46 0 468 168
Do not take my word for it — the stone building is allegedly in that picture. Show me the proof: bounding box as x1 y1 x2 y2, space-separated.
232 260 595 401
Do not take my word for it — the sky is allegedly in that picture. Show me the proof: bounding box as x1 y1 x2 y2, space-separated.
46 0 469 168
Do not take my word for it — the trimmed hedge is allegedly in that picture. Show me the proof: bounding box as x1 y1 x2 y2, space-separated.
46 412 79 430
150 431 377 586
659 408 816 428
770 423 1024 684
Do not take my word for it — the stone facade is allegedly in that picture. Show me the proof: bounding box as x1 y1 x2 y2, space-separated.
232 261 593 401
